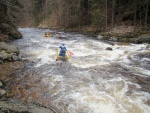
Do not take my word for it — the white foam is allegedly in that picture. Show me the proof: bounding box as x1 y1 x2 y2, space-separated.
16 28 150 113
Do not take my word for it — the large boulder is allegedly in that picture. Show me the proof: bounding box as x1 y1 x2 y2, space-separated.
0 23 22 40
0 42 19 55
0 42 20 63
0 50 12 60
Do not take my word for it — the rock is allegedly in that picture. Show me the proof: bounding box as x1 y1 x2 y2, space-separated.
97 35 103 39
11 54 19 61
110 37 117 41
0 60 3 64
0 42 19 55
0 34 9 42
0 50 18 62
0 50 10 60
106 47 113 51
0 23 22 40
0 88 6 96
0 81 2 87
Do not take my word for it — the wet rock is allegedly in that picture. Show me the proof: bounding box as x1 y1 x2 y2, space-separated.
12 54 19 61
0 50 11 60
106 47 113 51
97 35 103 39
0 50 13 61
0 88 6 96
0 42 21 63
0 42 19 55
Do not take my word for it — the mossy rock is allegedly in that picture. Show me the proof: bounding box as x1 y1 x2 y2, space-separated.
0 10 22 41
0 34 9 42
131 37 150 44
0 23 22 40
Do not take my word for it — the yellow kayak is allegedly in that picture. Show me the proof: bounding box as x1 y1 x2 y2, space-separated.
43 33 52 37
56 48 70 61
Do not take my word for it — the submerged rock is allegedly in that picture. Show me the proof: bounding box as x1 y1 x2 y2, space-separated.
105 47 113 51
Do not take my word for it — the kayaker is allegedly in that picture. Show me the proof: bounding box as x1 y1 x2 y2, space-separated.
59 43 67 56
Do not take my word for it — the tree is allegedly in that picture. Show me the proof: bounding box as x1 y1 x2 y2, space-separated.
112 0 116 28
145 0 149 28
134 0 137 28
105 0 108 30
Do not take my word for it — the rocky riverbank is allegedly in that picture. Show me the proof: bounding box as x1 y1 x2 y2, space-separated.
0 60 56 113
97 26 150 44
0 98 55 113
0 39 56 113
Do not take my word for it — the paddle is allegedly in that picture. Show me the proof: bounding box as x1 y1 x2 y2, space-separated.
69 51 74 55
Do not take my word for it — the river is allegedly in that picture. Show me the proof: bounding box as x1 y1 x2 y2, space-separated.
11 28 150 113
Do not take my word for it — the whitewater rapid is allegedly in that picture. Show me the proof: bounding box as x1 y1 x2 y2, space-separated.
12 28 150 113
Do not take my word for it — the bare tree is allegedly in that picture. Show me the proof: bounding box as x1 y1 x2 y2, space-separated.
112 0 116 28
105 0 108 31
134 0 137 28
145 0 149 28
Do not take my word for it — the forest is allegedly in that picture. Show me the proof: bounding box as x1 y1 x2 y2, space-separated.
19 0 150 31
1 0 149 30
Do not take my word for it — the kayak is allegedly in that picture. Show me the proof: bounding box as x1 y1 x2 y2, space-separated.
56 48 70 61
43 33 52 37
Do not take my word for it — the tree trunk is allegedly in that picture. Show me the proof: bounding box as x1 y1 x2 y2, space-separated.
134 0 137 28
145 0 149 28
112 0 116 28
105 0 108 31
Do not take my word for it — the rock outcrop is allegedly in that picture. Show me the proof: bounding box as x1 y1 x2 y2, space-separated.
0 42 20 63
0 2 22 42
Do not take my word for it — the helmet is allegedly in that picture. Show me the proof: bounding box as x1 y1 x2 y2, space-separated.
62 43 65 46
